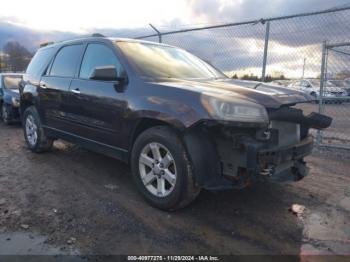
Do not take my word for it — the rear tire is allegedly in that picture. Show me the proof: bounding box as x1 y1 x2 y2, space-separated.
131 126 201 211
23 106 53 153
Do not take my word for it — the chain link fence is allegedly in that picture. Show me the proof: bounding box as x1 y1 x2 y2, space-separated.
316 42 350 148
136 6 350 148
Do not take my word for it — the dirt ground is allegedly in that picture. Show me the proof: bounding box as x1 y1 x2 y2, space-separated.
0 122 349 258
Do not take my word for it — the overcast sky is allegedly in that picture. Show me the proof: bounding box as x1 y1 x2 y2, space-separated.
0 0 349 32
1 0 350 78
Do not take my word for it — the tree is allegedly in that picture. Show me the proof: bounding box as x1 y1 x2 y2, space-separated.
241 74 259 81
3 41 32 72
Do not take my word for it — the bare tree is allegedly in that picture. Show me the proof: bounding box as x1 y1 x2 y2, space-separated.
3 41 32 72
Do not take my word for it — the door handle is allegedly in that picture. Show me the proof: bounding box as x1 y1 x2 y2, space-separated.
71 88 80 94
40 83 47 89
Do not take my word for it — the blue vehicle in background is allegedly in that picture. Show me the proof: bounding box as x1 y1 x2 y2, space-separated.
0 73 23 124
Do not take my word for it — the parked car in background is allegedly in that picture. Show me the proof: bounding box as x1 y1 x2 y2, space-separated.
270 80 292 87
0 73 23 124
20 37 332 210
344 78 350 86
329 80 350 96
288 79 347 103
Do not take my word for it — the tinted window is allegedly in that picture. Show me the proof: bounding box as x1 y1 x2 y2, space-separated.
26 48 54 77
117 42 225 80
50 45 84 77
80 44 122 79
4 76 22 90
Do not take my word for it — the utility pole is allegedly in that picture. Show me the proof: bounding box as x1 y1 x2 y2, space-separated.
301 58 306 79
261 21 270 82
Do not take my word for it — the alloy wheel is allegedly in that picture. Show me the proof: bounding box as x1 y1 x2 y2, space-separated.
25 115 38 146
138 142 177 197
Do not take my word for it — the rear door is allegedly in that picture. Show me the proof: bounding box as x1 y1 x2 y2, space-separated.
39 44 84 131
67 43 128 147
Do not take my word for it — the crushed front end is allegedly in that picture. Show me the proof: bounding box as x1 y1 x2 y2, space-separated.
184 105 332 190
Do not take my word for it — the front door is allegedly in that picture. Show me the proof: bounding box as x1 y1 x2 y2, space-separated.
67 43 128 148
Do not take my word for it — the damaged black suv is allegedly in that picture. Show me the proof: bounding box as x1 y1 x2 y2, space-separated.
20 37 332 210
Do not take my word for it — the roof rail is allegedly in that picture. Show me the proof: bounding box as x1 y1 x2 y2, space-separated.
91 33 105 37
40 42 54 48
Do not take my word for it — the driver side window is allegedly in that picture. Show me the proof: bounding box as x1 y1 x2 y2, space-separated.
79 44 123 79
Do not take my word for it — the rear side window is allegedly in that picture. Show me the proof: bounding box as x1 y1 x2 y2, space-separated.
50 45 84 77
26 48 54 78
79 44 122 79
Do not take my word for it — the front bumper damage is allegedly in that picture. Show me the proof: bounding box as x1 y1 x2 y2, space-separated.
207 131 313 190
184 107 331 190
247 135 313 182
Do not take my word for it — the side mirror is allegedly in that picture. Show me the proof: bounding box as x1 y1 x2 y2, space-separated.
90 65 122 81
90 65 127 93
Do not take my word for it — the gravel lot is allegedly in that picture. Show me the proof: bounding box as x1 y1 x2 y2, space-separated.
0 122 349 258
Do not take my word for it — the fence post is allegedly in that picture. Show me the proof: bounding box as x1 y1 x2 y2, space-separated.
149 24 162 43
261 21 270 82
317 41 327 145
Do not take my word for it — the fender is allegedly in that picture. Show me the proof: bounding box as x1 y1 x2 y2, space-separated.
20 83 39 115
183 124 235 190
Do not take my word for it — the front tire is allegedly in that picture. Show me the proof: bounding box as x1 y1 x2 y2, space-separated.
131 126 200 211
23 106 53 153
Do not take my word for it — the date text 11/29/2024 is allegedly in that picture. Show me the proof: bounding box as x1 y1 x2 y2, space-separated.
127 256 220 261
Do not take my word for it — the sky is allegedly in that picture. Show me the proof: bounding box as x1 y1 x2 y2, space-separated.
0 0 189 33
1 0 348 32
1 0 350 78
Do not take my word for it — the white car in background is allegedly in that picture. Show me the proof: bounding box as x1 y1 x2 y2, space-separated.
288 79 347 103
329 80 350 95
270 80 292 87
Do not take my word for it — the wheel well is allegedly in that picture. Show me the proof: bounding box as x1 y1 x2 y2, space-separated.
20 100 34 115
129 118 185 159
131 118 171 146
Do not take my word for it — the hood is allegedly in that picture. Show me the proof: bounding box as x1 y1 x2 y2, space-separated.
153 78 312 109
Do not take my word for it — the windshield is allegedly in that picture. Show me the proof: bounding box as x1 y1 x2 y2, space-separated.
3 76 22 90
116 41 226 80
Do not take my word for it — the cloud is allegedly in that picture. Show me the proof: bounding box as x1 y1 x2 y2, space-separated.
0 20 153 52
1 0 350 79
0 21 79 52
186 0 350 24
149 1 350 78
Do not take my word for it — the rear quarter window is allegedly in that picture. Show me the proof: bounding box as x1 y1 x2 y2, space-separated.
26 48 54 78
